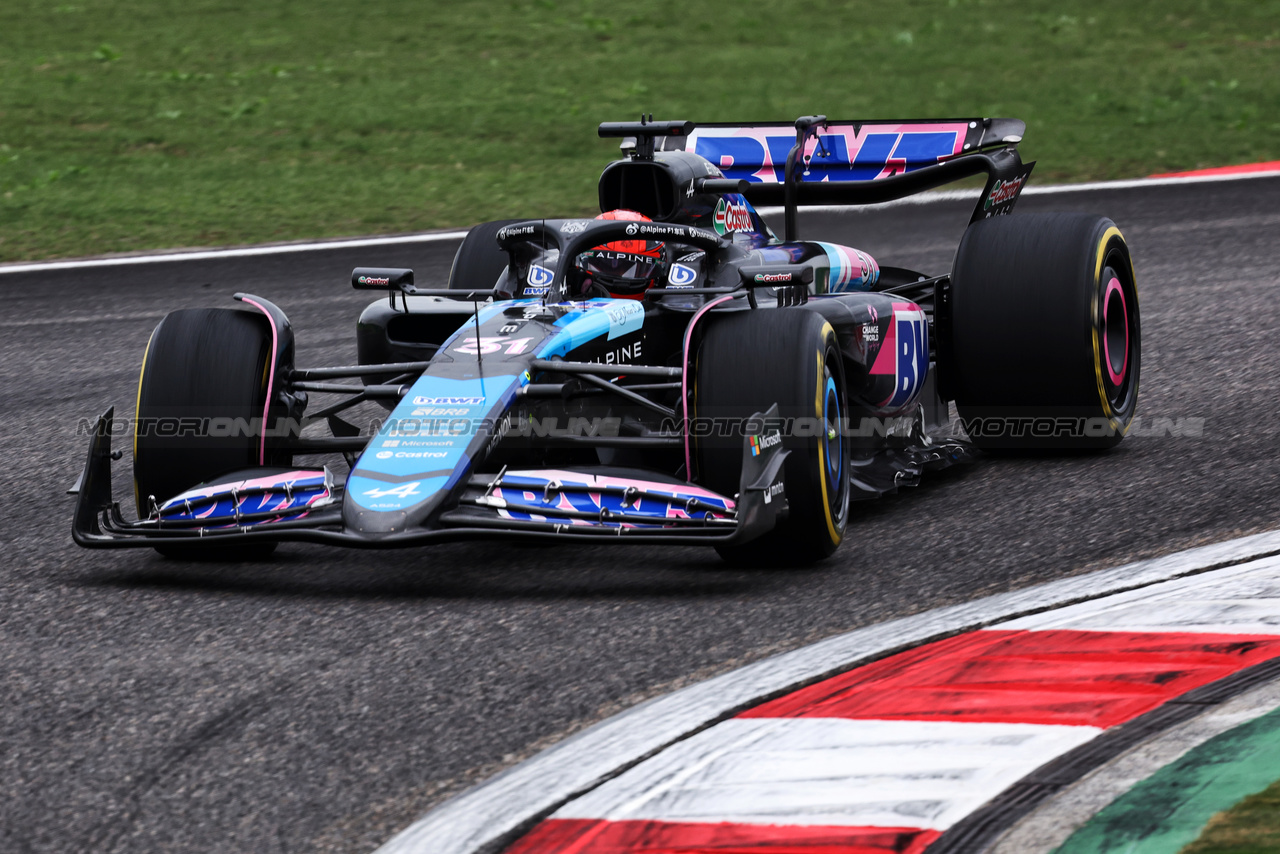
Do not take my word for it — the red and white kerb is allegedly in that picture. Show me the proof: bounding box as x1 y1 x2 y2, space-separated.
507 558 1280 854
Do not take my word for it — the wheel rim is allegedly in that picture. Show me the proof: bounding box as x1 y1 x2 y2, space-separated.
1102 276 1129 385
1099 254 1139 416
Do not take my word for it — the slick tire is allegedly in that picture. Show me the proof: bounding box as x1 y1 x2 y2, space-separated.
948 212 1140 450
695 309 850 565
449 219 522 295
134 307 284 559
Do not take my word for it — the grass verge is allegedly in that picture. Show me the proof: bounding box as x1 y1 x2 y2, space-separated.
1182 778 1280 854
1 0 1278 262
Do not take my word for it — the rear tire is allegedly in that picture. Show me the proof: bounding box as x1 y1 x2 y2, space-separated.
695 310 850 564
449 219 521 294
948 213 1140 450
134 307 285 559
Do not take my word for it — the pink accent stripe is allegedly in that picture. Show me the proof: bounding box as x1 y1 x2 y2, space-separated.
507 818 939 854
1102 277 1128 385
166 469 324 504
503 469 735 507
681 294 742 481
1149 160 1280 178
238 297 278 466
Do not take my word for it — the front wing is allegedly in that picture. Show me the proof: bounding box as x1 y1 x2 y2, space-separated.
70 407 790 550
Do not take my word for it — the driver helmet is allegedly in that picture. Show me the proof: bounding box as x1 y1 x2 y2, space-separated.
574 209 666 299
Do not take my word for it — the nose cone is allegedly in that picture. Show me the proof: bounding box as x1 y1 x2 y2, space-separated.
341 365 526 537
343 473 450 535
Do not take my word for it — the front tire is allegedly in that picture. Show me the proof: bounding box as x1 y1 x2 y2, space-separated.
948 212 1140 450
449 219 521 295
695 309 850 564
134 307 285 559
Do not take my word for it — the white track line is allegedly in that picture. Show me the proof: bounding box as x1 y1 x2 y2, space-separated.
755 165 1280 216
4 168 1278 277
374 529 1280 854
0 230 469 276
998 557 1280 634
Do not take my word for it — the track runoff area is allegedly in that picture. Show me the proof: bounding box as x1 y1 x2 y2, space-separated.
367 162 1280 854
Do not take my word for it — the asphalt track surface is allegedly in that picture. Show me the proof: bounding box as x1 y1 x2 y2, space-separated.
3 176 1279 853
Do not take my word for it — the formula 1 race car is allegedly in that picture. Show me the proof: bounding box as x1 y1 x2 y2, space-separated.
71 115 1140 563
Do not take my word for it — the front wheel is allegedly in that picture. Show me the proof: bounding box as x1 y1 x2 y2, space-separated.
449 219 522 295
695 309 850 564
947 212 1140 450
134 307 287 559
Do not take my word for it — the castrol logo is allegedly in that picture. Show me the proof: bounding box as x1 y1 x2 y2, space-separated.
713 198 754 235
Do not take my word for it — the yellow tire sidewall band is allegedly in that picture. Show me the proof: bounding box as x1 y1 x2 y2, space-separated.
132 327 156 513
1091 226 1127 432
815 322 841 547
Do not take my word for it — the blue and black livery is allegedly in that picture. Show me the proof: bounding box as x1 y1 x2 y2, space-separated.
71 114 1141 563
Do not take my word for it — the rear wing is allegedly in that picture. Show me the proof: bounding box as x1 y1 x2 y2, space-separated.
659 117 1024 182
603 116 1033 239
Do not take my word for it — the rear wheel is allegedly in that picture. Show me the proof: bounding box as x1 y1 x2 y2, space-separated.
696 309 850 564
134 307 285 558
449 219 521 294
948 212 1140 450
